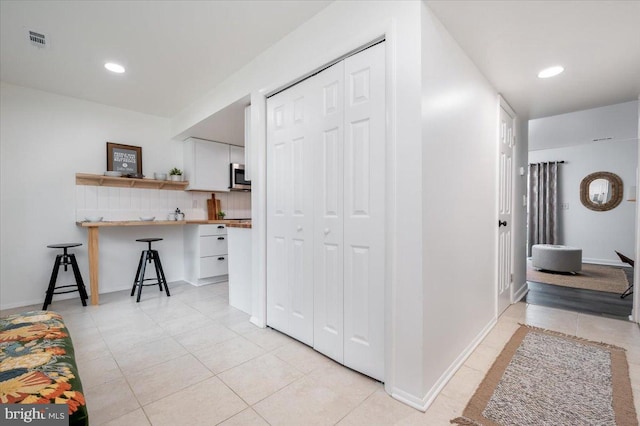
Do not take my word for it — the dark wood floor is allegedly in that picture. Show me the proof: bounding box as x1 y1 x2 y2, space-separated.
525 268 634 320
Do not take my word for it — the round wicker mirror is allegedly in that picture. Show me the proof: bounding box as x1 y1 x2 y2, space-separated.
579 171 623 211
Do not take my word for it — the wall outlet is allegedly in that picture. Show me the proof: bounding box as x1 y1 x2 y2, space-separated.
560 203 569 210
192 199 198 208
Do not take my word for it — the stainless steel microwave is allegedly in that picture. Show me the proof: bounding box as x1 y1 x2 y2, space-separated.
230 163 251 191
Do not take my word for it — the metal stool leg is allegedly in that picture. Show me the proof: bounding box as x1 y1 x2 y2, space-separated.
69 254 88 305
135 251 149 302
131 251 146 296
43 254 63 310
621 284 633 299
152 250 170 296
151 250 163 292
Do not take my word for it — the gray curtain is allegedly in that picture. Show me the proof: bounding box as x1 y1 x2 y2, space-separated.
528 162 559 256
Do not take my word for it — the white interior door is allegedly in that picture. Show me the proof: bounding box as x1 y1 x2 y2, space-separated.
313 61 346 363
497 104 515 316
342 42 385 381
266 78 315 345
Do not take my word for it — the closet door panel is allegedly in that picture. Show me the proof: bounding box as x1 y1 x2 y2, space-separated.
289 126 314 345
343 42 386 381
267 81 314 344
313 62 345 362
266 101 291 333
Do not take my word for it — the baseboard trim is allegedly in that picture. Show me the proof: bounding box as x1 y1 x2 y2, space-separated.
1 297 45 311
0 280 186 311
250 316 265 328
391 388 429 411
512 282 528 302
185 275 228 287
582 258 627 267
392 317 497 412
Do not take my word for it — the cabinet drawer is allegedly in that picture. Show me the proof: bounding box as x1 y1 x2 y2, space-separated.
200 255 228 278
201 235 228 257
199 224 227 236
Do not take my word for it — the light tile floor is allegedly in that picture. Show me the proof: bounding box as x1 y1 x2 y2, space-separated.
2 282 639 425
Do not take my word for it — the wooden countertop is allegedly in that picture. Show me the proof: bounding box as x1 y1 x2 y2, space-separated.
76 219 251 228
186 220 251 226
77 220 187 227
226 222 252 229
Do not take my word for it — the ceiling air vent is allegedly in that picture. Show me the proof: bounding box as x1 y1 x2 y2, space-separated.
592 137 613 142
28 30 47 48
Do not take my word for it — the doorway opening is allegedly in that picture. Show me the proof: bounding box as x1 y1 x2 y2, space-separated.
523 103 637 321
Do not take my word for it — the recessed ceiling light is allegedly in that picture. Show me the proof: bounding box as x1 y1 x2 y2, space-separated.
538 66 564 79
104 62 125 74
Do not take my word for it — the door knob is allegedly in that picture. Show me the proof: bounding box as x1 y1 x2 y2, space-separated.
498 220 507 227
324 228 330 235
297 226 303 232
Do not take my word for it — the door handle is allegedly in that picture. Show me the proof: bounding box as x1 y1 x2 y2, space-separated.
218 237 225 240
498 220 507 227
324 228 330 235
297 226 303 232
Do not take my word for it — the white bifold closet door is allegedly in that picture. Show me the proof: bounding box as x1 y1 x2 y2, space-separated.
267 42 385 380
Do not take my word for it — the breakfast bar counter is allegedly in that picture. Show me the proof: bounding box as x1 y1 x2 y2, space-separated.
77 220 186 305
77 219 251 305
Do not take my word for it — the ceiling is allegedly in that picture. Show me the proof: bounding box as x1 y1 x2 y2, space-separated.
0 0 332 118
1 1 638 124
426 0 640 119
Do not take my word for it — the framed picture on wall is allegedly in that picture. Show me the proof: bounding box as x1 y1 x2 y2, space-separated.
106 142 142 174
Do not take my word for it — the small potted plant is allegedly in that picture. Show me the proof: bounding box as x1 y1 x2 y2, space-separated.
169 167 183 182
217 211 226 220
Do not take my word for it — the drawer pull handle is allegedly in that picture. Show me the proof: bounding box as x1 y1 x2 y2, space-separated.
217 225 225 229
218 237 225 240
218 257 225 261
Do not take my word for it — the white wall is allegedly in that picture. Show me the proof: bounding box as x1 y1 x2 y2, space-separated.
171 0 427 407
169 0 511 410
420 2 500 405
634 95 640 323
512 119 530 300
529 100 638 151
0 82 184 309
529 102 639 265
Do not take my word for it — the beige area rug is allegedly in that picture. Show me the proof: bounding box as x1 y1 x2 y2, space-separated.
451 325 638 426
527 260 629 294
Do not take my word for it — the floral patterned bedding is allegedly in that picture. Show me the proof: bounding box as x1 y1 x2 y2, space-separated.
0 311 88 426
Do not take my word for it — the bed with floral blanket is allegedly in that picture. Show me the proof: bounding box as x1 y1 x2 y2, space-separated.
0 311 88 426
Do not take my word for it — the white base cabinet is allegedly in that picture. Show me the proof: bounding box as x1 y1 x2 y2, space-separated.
228 227 252 314
184 224 228 286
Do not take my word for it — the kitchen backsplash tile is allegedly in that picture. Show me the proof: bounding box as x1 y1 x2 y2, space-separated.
119 188 132 210
97 187 110 210
75 185 86 210
84 186 97 209
75 186 251 222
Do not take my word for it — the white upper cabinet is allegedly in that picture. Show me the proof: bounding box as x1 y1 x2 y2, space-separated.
244 105 252 181
229 145 245 164
184 138 230 191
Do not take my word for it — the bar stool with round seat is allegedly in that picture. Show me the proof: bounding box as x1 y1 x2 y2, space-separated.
43 243 89 310
131 238 170 302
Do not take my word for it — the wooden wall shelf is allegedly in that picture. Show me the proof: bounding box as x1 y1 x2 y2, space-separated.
76 173 189 190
